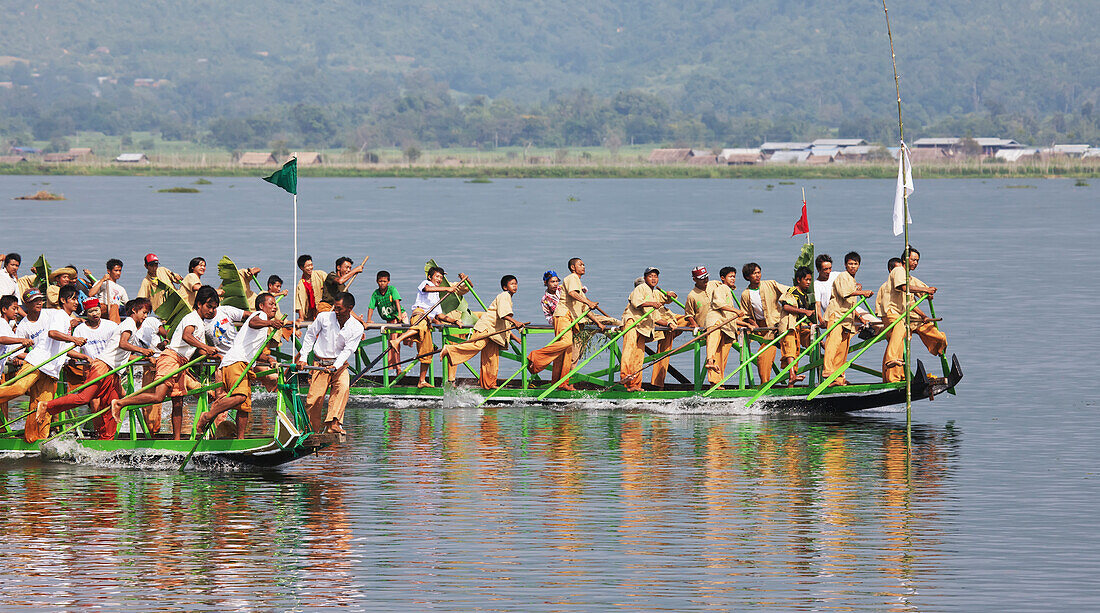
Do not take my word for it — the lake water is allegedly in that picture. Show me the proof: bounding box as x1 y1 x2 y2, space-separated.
1 175 1098 610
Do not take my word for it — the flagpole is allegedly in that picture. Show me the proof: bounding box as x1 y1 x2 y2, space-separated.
883 0 912 458
292 152 299 365
802 187 810 246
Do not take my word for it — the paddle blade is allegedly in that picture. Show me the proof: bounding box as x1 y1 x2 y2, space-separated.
155 280 193 337
32 254 51 291
217 256 251 309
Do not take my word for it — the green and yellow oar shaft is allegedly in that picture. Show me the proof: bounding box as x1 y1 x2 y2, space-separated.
702 316 810 397
476 307 594 407
806 294 927 399
0 344 75 388
537 306 660 400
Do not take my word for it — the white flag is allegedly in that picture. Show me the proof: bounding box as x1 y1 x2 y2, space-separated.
893 144 914 236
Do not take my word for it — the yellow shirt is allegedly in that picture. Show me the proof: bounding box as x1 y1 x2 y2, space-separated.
622 283 662 339
17 274 36 297
824 272 861 332
552 273 586 320
181 272 202 307
137 266 179 312
685 281 719 327
740 280 787 328
294 270 326 315
46 284 60 308
705 282 740 338
472 291 515 348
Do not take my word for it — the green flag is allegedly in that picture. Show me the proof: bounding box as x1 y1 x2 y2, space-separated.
793 242 815 304
32 254 51 291
262 157 297 194
424 259 480 326
154 280 193 337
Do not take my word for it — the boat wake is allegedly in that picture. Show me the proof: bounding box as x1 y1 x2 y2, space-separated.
39 436 247 472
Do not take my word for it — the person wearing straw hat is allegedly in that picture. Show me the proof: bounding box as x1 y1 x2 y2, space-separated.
619 267 675 392
46 266 78 308
36 297 156 440
0 286 88 442
136 253 182 312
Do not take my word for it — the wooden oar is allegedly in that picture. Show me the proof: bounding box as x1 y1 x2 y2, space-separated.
343 255 370 290
0 344 75 388
476 307 595 407
622 311 746 384
375 322 526 372
807 295 926 399
180 322 286 471
347 277 474 385
702 316 812 397
537 306 660 400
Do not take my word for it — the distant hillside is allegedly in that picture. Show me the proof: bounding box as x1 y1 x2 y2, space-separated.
0 0 1097 148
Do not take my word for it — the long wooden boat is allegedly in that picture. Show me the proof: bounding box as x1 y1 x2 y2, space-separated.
0 370 338 467
309 289 963 414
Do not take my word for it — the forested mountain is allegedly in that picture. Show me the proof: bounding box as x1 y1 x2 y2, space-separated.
0 0 1097 149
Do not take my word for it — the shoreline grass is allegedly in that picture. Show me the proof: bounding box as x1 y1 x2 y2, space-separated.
0 161 1096 180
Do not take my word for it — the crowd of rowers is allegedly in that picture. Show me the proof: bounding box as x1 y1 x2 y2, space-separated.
0 246 946 443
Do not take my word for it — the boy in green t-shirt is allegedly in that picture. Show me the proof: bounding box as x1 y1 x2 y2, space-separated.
367 270 405 373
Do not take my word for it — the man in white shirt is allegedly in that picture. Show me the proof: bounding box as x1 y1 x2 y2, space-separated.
0 294 33 422
112 285 220 439
297 292 365 435
37 297 156 439
0 253 20 299
389 267 468 388
86 258 129 323
814 254 839 321
195 293 287 438
0 286 88 442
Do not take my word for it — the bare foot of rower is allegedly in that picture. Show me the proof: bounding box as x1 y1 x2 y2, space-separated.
417 381 434 389
35 401 49 423
195 411 214 434
109 399 122 423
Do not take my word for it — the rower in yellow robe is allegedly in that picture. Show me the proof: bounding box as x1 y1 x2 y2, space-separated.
740 263 788 385
882 246 947 382
295 254 326 323
777 266 817 387
527 258 604 392
619 268 675 392
650 288 688 389
822 252 874 386
136 253 182 312
702 267 750 387
440 275 524 389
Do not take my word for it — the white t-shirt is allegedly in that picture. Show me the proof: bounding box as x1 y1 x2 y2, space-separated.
814 271 840 312
73 319 119 362
96 279 130 308
0 271 17 297
222 311 269 366
134 315 163 349
0 318 16 371
168 311 209 359
206 305 246 352
99 318 139 369
19 308 73 379
748 289 764 320
412 280 443 316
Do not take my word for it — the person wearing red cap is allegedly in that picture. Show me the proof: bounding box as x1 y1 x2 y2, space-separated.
136 253 182 312
37 298 156 439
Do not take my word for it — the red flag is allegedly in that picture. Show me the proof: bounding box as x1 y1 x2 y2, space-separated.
791 203 809 237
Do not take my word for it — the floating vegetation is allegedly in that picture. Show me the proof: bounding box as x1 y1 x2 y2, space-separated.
765 184 775 189
1075 179 1089 187
379 185 396 189
333 195 344 199
778 181 795 185
14 190 64 200
515 185 524 188
752 208 764 213
157 187 200 193
1004 185 1037 189
567 195 579 202
465 178 492 183
193 178 212 185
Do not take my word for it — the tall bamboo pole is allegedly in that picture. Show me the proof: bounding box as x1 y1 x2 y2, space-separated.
882 0 912 454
